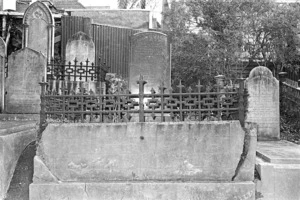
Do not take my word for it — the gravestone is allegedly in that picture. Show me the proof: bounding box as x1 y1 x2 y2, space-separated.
245 66 280 140
0 37 5 113
5 48 46 113
65 31 97 91
65 31 95 65
129 31 171 94
23 1 54 62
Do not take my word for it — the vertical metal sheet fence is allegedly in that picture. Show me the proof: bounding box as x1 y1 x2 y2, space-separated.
91 24 141 78
61 16 141 79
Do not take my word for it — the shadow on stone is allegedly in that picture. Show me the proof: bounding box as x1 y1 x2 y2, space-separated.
5 141 36 200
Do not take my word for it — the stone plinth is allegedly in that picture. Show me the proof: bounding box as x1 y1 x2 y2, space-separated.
0 121 37 200
129 31 171 94
245 66 279 140
30 182 255 200
35 121 257 182
256 141 300 200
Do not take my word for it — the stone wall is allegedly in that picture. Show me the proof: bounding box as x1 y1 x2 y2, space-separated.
30 121 257 200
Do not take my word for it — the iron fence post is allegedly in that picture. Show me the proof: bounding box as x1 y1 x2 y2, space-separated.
39 77 48 127
137 75 146 122
238 78 245 126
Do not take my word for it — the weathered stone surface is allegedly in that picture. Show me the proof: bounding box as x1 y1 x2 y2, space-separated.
30 182 255 200
0 122 37 200
245 66 280 140
37 121 256 182
257 140 300 164
234 122 258 181
65 31 95 65
129 31 171 94
33 156 59 183
0 37 5 113
255 141 300 200
23 1 54 59
5 48 46 113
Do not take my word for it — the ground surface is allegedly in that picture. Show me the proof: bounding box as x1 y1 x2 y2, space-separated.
5 142 35 200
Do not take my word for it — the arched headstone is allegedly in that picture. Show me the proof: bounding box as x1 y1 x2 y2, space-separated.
129 31 171 94
65 31 95 65
5 48 46 113
0 37 5 113
23 1 54 62
245 66 280 140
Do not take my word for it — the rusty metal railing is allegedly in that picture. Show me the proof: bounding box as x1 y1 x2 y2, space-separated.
46 57 109 82
40 75 246 124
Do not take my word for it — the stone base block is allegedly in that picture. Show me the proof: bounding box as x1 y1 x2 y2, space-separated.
256 141 300 200
30 182 255 200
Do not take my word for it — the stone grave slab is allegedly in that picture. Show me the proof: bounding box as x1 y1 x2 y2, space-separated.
245 66 280 140
5 48 46 114
0 37 5 113
129 31 171 94
35 121 256 182
23 1 54 60
256 141 300 200
256 140 300 164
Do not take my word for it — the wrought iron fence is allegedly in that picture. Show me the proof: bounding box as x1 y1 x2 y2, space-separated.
46 58 109 82
279 72 300 106
40 76 246 124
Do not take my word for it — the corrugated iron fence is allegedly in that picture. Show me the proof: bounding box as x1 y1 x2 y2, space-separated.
61 16 141 79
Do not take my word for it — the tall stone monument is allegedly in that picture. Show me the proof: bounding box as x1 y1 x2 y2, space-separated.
0 37 5 113
5 48 46 113
65 31 95 66
245 66 280 140
129 31 171 94
65 31 98 92
22 1 54 62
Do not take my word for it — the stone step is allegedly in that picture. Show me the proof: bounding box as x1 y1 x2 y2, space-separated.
255 140 300 200
30 182 255 200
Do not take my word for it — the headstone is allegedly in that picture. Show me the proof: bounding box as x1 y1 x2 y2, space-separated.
65 31 97 91
0 37 5 113
245 66 280 140
23 1 54 62
5 48 46 113
65 31 95 66
129 31 171 94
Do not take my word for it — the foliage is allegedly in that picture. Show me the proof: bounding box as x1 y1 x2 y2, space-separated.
105 73 128 94
164 0 300 87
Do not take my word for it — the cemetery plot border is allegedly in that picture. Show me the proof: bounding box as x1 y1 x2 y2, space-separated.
40 76 246 124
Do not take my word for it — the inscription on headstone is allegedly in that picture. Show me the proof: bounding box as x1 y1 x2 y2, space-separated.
0 37 5 113
23 1 54 61
5 48 46 113
245 66 280 140
129 31 171 94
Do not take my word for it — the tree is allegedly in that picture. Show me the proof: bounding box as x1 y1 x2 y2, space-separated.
164 0 300 87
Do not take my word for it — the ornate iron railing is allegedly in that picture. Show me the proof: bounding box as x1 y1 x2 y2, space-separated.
46 58 109 82
40 76 246 124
